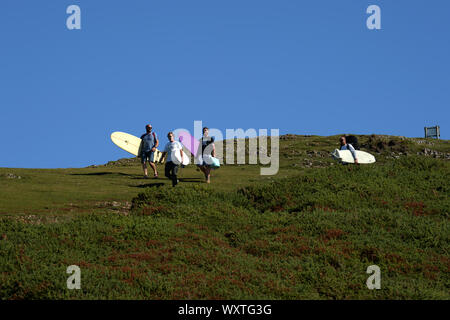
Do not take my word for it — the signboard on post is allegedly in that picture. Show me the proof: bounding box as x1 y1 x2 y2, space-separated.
424 126 440 139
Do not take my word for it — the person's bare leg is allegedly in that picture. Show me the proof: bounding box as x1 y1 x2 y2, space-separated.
149 162 158 177
205 167 211 183
199 165 207 178
142 163 148 178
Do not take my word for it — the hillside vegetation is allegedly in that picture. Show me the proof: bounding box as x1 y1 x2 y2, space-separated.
0 134 449 299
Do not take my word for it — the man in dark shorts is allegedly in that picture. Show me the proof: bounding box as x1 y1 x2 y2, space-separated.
140 124 159 178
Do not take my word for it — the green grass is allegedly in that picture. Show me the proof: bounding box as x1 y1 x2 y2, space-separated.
0 135 449 299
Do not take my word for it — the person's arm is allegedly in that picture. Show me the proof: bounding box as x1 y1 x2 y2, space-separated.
211 143 216 158
161 143 168 160
348 144 358 164
152 133 159 151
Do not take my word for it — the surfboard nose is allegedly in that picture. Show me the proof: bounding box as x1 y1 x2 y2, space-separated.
331 149 341 160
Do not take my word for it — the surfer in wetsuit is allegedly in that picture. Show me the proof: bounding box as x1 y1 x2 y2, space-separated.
339 136 358 164
196 127 215 183
140 124 159 178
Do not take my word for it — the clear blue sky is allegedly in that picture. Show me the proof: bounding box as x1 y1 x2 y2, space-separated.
1 0 449 168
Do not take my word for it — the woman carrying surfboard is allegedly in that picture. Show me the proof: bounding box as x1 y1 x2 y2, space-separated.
196 127 216 184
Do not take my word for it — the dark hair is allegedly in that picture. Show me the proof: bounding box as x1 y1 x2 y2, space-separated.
167 131 174 137
203 127 209 132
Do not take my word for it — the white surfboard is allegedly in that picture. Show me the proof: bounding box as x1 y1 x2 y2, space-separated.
172 150 190 166
331 149 376 164
201 155 220 168
111 131 164 163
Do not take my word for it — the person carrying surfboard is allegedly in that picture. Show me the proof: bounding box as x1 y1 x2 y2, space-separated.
161 132 184 187
339 136 359 164
140 124 159 178
196 127 215 183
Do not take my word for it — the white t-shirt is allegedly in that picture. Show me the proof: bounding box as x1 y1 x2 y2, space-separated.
164 141 183 162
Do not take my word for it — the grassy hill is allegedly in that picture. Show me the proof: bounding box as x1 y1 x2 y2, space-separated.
0 134 449 299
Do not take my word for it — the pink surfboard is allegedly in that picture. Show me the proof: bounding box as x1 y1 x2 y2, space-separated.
177 131 200 156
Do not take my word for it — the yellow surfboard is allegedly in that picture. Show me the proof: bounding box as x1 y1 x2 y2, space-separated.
110 131 164 163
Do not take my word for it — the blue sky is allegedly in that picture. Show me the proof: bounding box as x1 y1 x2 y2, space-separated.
1 0 449 168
